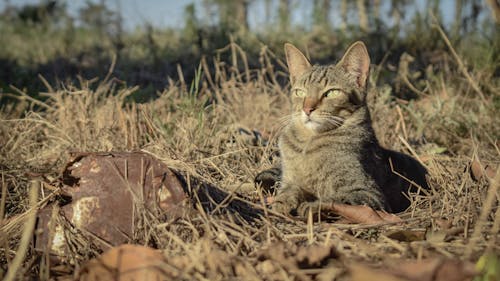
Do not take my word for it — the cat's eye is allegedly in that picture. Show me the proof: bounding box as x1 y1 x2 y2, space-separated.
324 89 343 98
294 89 307 97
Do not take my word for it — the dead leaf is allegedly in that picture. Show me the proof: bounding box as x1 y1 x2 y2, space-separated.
265 199 402 223
328 204 402 224
256 242 340 280
471 160 497 181
349 264 407 281
350 259 477 281
77 244 169 281
389 258 477 281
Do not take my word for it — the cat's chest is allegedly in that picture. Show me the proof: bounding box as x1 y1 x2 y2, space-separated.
279 133 350 172
279 129 351 158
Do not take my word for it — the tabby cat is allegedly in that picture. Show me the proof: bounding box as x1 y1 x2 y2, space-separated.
256 41 428 216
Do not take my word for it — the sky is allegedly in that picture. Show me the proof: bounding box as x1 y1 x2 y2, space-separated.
0 0 491 31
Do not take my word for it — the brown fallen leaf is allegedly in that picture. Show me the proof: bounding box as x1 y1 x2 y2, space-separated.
328 203 402 224
256 242 341 280
471 159 497 181
349 264 408 281
349 258 477 281
389 258 477 281
77 244 169 281
265 197 402 224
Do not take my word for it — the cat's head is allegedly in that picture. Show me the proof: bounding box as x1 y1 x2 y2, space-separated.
284 41 370 133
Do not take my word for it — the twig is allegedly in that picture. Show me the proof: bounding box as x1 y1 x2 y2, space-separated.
398 135 428 170
396 105 408 140
487 199 500 252
7 86 53 110
430 12 487 104
0 174 6 221
4 181 39 281
103 53 117 83
38 74 54 93
465 166 499 258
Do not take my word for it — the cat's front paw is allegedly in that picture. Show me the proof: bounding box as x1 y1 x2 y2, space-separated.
340 194 386 211
297 201 322 218
272 200 293 215
255 167 281 192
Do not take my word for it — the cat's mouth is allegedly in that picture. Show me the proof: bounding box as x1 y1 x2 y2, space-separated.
300 113 342 132
302 116 322 130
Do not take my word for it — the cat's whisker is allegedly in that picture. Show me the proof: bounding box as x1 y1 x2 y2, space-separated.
274 113 299 133
324 119 342 128
277 113 300 125
314 114 345 128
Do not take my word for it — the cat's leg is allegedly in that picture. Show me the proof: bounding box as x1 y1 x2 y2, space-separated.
296 200 324 218
272 182 302 215
339 189 387 210
254 166 281 191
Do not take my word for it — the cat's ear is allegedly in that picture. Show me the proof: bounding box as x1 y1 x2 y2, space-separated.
339 41 370 88
284 43 312 84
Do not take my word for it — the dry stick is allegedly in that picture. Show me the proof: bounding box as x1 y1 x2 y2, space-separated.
6 87 53 111
398 135 428 170
430 12 487 104
465 167 500 258
389 157 431 196
396 105 408 141
38 74 54 93
486 201 500 252
103 53 117 83
177 64 186 92
0 173 6 221
4 181 39 281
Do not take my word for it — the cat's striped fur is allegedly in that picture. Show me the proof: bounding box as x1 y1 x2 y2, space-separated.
260 42 428 216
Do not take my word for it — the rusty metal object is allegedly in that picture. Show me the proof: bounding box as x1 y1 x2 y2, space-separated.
35 152 188 260
35 151 261 264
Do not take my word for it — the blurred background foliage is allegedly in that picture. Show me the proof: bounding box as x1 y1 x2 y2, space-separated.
0 0 498 101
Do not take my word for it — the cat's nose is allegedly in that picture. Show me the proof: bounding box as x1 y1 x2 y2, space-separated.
303 107 315 116
303 97 318 116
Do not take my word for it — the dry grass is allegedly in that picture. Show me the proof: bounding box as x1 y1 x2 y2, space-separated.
0 41 498 280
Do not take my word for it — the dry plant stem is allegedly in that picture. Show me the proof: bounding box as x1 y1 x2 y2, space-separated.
402 72 426 96
0 174 6 220
465 167 500 258
4 181 39 281
396 105 408 140
8 85 53 110
398 135 427 169
38 74 54 92
430 12 487 104
486 203 500 252
103 53 117 83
